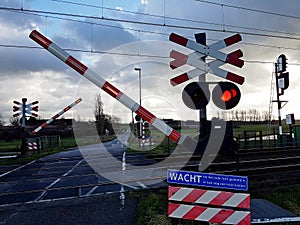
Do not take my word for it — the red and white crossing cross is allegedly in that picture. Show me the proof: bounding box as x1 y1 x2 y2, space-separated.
13 100 39 117
12 100 23 117
25 100 39 117
169 33 245 86
29 30 192 145
32 98 82 135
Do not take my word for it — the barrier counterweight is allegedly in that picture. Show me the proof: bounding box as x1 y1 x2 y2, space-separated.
29 30 185 144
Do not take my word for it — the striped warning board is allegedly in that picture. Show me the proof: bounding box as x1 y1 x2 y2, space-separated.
168 186 250 209
26 138 39 151
168 203 251 225
168 186 251 225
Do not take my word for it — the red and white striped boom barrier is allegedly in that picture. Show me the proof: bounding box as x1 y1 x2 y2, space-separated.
169 33 244 86
31 98 82 135
29 30 189 145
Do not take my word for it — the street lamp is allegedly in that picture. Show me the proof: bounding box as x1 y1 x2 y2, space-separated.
134 67 142 148
134 67 142 106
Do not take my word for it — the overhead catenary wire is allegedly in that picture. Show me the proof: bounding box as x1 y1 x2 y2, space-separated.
1 3 300 53
1 43 300 66
195 0 300 21
1 5 300 41
0 3 300 66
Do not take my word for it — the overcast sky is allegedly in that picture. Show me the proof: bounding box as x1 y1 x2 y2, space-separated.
1 0 300 125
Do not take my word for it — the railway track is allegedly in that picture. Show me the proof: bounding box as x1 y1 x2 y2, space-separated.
0 145 299 205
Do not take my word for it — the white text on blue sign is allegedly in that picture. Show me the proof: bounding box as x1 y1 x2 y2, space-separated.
167 170 248 191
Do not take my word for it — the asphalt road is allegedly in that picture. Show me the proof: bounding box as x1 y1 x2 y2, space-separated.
0 132 165 205
0 132 167 224
0 195 138 225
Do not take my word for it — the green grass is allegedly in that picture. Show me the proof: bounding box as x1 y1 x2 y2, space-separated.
0 139 22 152
253 185 300 216
0 136 116 166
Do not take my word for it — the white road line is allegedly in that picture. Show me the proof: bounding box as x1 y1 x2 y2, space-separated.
84 186 99 197
34 159 84 202
137 181 147 189
0 160 36 178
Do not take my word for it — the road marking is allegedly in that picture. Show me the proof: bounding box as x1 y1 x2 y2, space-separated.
34 159 84 201
84 186 99 197
0 160 36 178
137 181 147 189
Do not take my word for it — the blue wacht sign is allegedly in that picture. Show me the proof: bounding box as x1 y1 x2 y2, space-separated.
167 170 248 191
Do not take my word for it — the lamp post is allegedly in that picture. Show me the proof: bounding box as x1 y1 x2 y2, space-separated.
134 67 142 106
134 67 142 148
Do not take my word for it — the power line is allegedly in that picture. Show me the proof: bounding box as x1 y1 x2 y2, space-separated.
195 0 300 21
2 6 300 53
49 0 300 38
2 5 300 41
1 44 300 66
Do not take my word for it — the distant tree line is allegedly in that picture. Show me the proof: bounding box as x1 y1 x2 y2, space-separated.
216 109 273 122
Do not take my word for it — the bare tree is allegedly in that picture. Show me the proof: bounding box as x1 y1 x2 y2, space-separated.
9 116 19 127
0 114 4 126
93 93 115 135
94 93 104 121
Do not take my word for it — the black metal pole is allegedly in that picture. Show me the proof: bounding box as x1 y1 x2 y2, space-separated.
275 63 283 147
194 33 207 137
21 98 27 156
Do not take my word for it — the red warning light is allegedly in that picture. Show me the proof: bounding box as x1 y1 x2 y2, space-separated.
213 82 241 110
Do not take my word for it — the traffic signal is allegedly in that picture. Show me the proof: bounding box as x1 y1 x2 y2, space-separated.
277 54 287 73
182 82 210 110
182 82 241 110
212 82 241 110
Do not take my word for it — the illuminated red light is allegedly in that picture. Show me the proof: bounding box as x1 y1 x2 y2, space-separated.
221 90 232 102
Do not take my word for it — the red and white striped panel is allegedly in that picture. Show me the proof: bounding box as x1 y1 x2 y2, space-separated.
169 33 244 68
209 33 242 51
32 98 82 135
170 66 244 86
168 203 250 225
27 142 38 151
168 186 250 209
29 30 184 144
169 50 244 86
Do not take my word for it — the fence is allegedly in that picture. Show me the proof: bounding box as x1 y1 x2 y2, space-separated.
236 129 296 149
26 135 61 153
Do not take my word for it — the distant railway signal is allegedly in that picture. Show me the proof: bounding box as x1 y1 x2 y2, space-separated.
277 54 287 73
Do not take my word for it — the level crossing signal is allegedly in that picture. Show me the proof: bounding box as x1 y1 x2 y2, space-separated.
182 81 241 110
169 32 244 110
13 99 39 118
